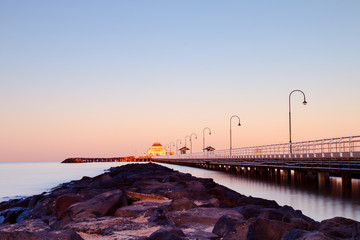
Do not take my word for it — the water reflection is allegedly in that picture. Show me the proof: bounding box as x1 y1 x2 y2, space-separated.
159 163 360 221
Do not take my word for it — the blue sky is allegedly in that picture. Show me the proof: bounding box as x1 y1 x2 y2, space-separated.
0 1 359 161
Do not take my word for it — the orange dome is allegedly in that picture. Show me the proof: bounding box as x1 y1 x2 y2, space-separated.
152 143 162 147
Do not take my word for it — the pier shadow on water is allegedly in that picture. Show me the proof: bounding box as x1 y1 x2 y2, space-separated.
159 163 360 221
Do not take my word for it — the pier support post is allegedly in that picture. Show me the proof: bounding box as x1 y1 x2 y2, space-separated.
318 172 330 184
294 170 306 184
259 167 267 177
342 174 352 193
318 172 330 190
269 168 276 179
282 169 291 181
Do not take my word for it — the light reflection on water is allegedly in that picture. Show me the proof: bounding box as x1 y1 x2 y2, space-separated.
159 163 360 221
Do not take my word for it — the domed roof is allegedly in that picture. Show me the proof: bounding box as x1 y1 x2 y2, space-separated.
152 142 162 147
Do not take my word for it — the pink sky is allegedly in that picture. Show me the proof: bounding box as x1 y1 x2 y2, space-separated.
1 1 359 161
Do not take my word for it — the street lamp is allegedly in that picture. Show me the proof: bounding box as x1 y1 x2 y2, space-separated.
185 135 191 148
230 115 241 157
289 89 307 153
176 139 182 155
203 127 212 152
190 133 197 154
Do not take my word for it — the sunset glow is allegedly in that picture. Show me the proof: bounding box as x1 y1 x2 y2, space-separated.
0 1 359 162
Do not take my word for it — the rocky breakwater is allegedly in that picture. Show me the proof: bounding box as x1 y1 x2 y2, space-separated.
0 163 360 240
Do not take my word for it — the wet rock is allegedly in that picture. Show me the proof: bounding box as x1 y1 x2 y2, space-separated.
67 189 127 220
319 217 360 239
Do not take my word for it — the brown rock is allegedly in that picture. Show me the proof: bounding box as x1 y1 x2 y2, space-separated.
115 201 170 218
55 194 86 219
148 226 186 240
0 229 84 240
282 229 333 240
67 189 127 220
246 218 294 240
166 197 197 212
319 217 360 239
166 207 244 227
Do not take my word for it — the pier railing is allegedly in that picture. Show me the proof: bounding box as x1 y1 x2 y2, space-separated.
153 135 360 160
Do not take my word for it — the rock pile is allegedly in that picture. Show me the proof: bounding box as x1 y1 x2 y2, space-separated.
0 163 359 240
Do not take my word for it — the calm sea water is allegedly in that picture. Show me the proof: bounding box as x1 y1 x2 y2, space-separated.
159 163 360 222
0 161 359 221
0 161 127 202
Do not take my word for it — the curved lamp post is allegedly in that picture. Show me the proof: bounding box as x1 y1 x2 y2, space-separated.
190 133 197 154
289 90 307 153
176 139 182 155
230 115 241 157
185 135 191 148
203 127 212 152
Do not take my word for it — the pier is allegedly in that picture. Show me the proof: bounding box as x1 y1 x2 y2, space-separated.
62 156 151 163
152 135 360 187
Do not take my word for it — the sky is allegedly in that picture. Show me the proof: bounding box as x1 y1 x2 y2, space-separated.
0 1 359 161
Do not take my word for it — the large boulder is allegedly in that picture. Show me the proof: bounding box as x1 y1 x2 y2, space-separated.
319 217 360 239
212 215 245 238
55 194 87 219
148 226 186 240
246 218 294 240
90 173 119 189
66 189 127 220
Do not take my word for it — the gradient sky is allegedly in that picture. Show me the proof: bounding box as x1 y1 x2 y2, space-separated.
1 1 359 161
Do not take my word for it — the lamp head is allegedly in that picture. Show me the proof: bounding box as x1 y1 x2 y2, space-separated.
238 123 241 126
303 100 307 105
